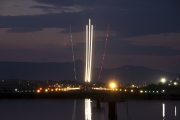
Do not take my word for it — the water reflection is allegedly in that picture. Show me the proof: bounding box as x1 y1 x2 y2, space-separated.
162 103 177 120
162 103 165 119
0 99 180 120
175 106 177 117
85 99 92 120
72 100 76 120
98 108 105 120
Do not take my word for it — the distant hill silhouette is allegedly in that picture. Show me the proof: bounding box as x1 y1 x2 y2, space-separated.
0 60 179 84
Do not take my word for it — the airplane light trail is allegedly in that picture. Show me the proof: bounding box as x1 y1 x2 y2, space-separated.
98 24 110 80
69 27 77 120
85 19 94 83
70 25 77 80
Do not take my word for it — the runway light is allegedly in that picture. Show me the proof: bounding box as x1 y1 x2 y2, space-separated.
45 89 48 92
162 90 165 93
174 82 177 85
140 90 143 93
161 78 166 83
109 82 117 89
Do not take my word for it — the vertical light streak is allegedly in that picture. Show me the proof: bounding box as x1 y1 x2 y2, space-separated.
162 103 165 118
70 25 77 80
72 100 76 120
85 25 88 82
88 19 90 82
90 25 93 82
70 26 77 120
85 19 93 82
175 106 176 117
85 99 92 120
98 24 110 80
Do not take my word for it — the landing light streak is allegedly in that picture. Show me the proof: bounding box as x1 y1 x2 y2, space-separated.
70 25 77 80
85 19 93 82
98 24 109 80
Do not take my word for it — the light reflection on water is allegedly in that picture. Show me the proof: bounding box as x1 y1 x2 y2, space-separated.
0 99 179 120
162 103 177 120
162 103 165 119
175 106 177 117
85 99 91 120
72 100 76 120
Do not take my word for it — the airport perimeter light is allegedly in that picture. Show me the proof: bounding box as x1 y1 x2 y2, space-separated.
161 78 166 84
109 82 117 89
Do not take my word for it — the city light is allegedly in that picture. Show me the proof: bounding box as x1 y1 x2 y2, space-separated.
174 82 177 85
161 78 166 83
45 89 48 92
162 90 165 93
109 82 117 89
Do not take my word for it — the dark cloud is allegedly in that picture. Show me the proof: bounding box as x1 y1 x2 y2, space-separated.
0 0 179 37
34 0 176 8
29 6 57 13
35 0 98 6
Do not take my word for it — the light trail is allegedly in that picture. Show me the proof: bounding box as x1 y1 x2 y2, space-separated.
85 19 94 82
69 25 78 120
98 24 110 80
72 100 76 120
70 25 77 80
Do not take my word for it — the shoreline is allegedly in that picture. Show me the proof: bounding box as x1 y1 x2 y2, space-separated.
0 90 180 101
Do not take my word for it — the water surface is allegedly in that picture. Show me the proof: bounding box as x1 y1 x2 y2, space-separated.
0 99 179 120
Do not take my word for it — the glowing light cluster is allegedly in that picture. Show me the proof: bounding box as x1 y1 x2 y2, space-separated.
161 78 166 83
109 82 117 89
85 19 94 82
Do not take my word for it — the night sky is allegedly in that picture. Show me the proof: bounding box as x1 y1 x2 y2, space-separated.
0 0 180 73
